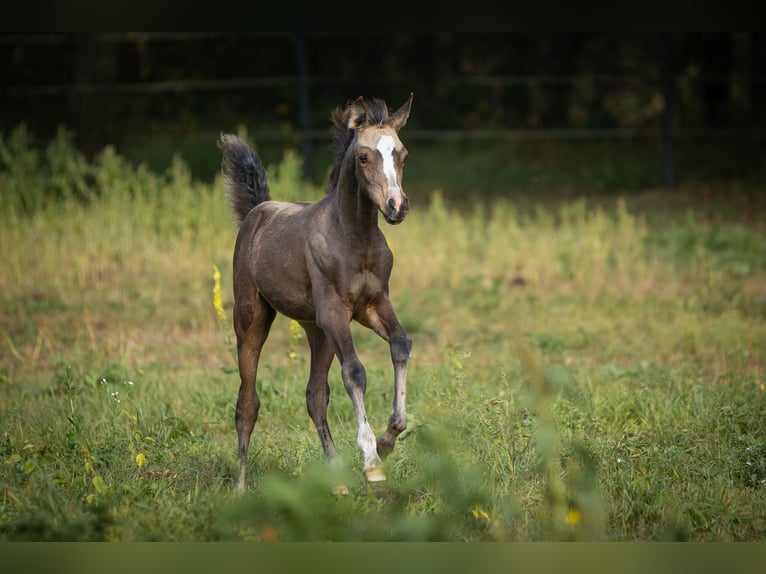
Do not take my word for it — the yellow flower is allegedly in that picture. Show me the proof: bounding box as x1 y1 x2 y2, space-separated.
212 265 237 363
135 453 146 468
472 506 491 522
212 265 226 324
288 320 302 361
565 508 582 525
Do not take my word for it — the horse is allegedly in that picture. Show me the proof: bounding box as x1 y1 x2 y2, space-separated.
219 94 414 494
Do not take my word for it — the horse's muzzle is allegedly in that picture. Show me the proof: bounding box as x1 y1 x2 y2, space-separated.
384 196 409 225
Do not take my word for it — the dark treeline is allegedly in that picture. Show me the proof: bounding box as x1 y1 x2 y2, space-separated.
2 33 764 185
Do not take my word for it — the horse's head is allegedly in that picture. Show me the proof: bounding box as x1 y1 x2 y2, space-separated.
345 94 413 225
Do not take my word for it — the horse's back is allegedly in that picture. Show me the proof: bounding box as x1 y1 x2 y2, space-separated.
237 200 312 245
251 199 309 223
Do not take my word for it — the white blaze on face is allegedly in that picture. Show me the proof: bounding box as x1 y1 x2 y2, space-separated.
376 135 402 211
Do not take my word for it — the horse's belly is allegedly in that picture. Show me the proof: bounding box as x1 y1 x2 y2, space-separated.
252 250 316 322
261 289 316 323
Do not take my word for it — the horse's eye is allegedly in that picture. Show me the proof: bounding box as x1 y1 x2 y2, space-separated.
358 154 368 164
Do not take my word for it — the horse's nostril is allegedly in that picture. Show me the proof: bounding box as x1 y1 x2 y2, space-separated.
388 198 397 210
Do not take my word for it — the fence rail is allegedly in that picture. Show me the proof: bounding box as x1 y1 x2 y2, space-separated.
3 33 764 188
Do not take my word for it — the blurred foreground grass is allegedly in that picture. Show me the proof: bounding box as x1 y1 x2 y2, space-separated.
1 127 765 540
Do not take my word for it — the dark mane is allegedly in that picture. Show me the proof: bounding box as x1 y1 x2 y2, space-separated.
326 98 391 195
363 98 391 126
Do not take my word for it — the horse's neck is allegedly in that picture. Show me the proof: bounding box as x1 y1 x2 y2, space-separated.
333 162 379 240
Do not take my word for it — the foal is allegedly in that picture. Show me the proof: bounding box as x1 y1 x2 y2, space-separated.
220 94 414 494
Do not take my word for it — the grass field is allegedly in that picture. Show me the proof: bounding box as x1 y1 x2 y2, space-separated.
1 128 765 541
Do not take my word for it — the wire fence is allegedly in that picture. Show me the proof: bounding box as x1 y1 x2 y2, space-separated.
3 33 765 188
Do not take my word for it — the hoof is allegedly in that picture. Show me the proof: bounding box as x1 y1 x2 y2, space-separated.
365 466 386 482
376 437 394 458
332 483 350 496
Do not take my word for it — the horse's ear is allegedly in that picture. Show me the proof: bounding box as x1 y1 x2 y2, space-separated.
389 92 413 131
346 96 367 130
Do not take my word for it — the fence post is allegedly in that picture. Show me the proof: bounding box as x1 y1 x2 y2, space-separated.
294 33 313 182
660 32 675 191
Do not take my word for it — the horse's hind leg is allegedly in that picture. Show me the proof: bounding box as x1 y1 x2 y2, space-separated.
233 293 275 495
303 324 339 458
303 323 347 494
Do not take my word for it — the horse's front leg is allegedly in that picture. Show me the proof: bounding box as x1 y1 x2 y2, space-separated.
363 296 412 457
316 302 386 482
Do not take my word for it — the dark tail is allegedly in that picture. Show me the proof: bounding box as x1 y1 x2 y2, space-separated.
218 133 271 224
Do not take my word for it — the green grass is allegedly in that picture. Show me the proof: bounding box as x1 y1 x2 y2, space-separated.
1 130 765 540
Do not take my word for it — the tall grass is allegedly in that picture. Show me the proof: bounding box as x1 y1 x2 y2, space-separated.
1 129 765 540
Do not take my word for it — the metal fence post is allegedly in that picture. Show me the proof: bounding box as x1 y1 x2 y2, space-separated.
660 32 675 192
294 33 313 182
